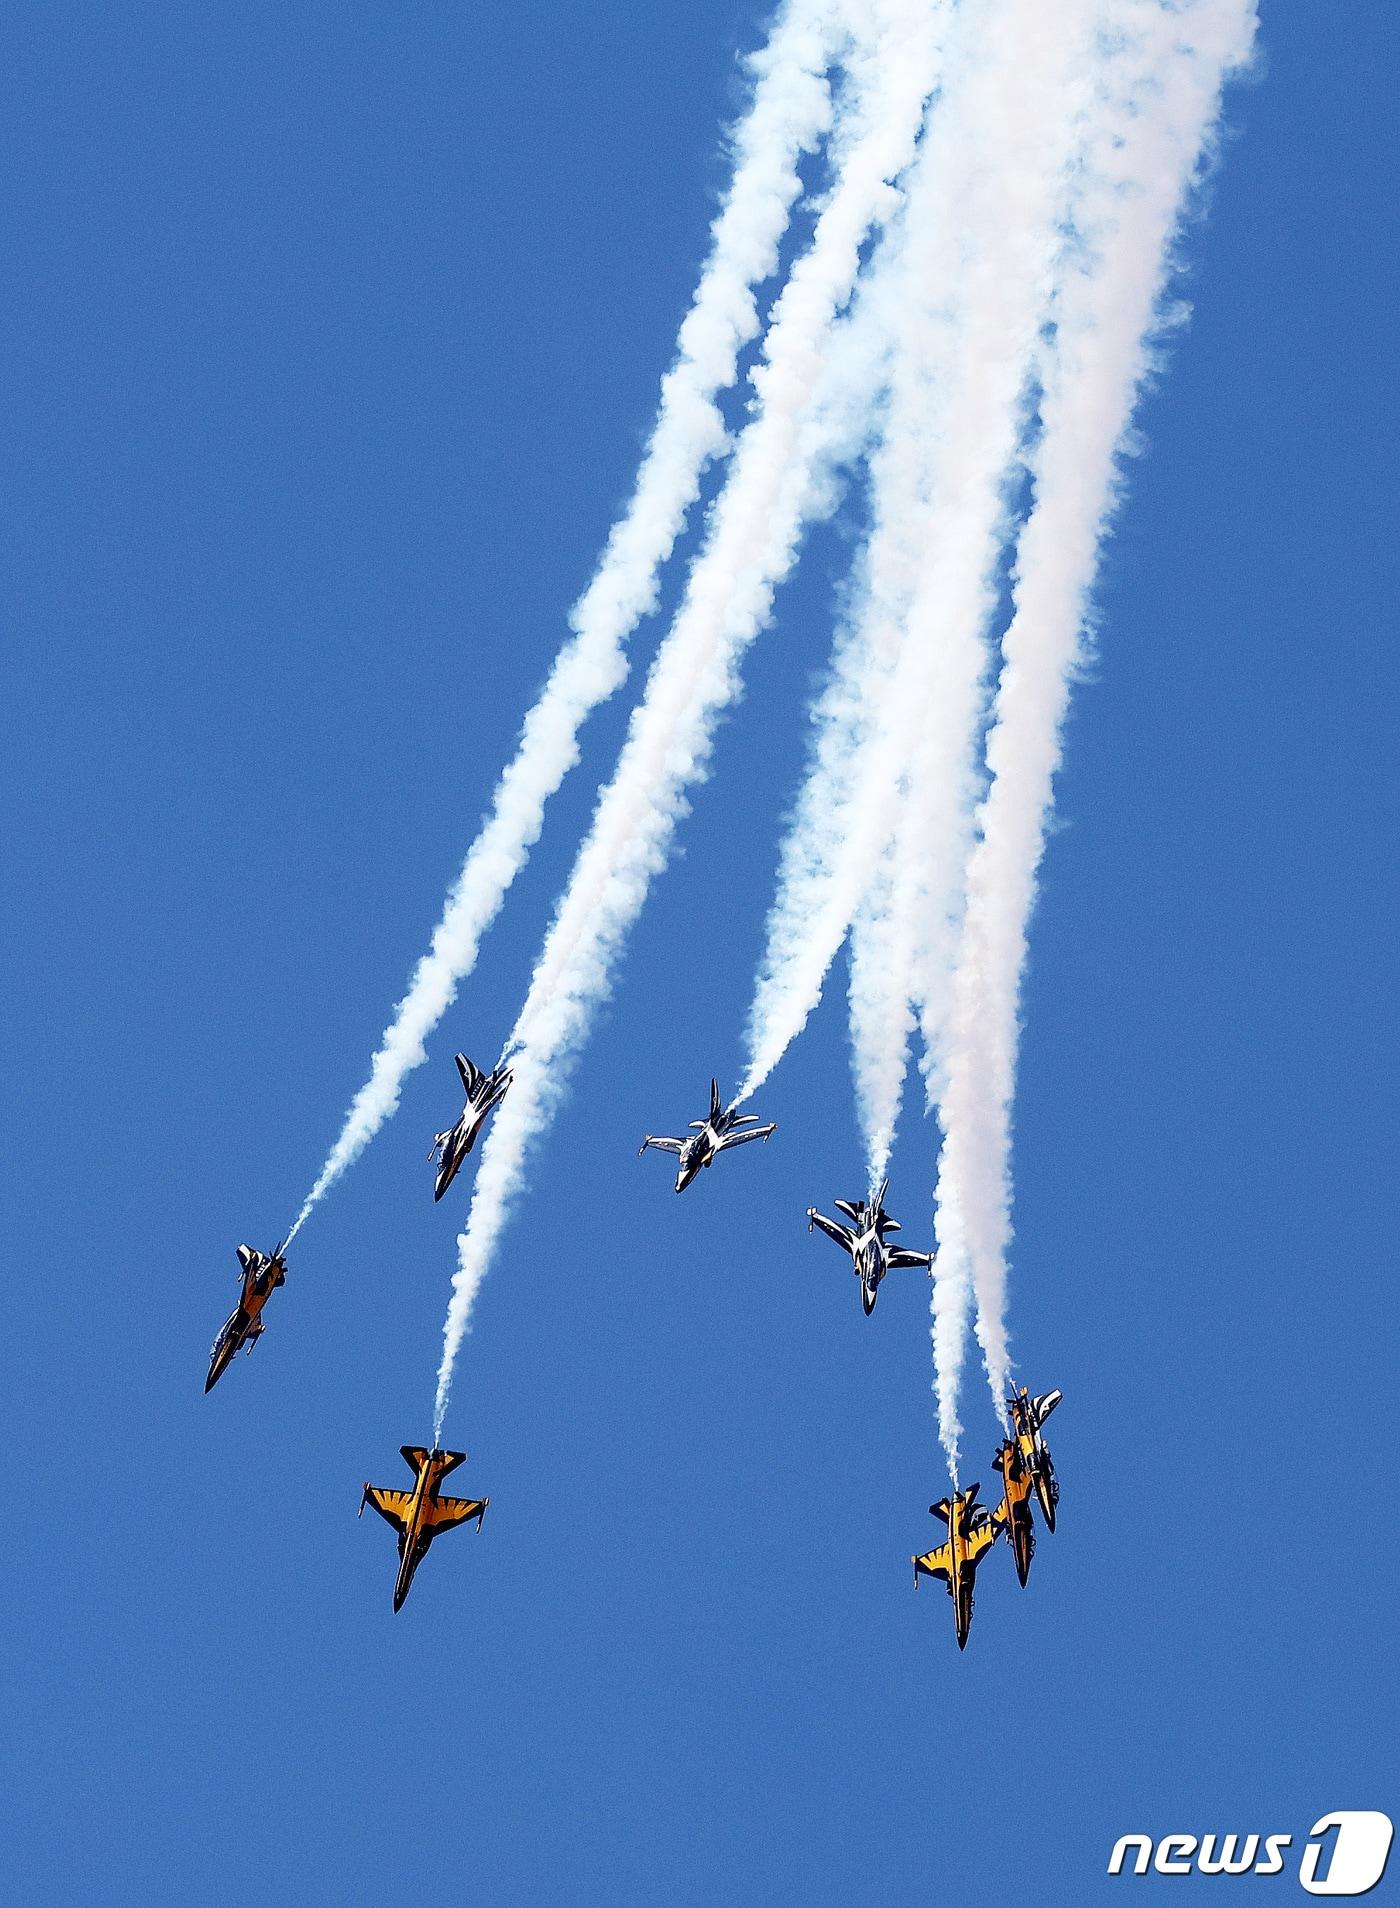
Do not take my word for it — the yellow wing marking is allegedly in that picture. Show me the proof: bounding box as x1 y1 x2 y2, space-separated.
914 1542 953 1584
965 1517 1001 1565
426 1494 487 1533
363 1487 414 1533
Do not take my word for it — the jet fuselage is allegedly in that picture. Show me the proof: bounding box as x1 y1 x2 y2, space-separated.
393 1450 453 1611
993 1439 1037 1586
674 1125 718 1192
205 1247 286 1393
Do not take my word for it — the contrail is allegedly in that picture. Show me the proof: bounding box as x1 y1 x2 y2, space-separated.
846 840 916 1193
931 0 1258 1461
432 0 947 1438
739 0 1096 1191
280 0 840 1247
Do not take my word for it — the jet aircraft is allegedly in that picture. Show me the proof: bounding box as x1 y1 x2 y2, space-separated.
359 1446 488 1612
1008 1385 1062 1531
991 1437 1037 1586
429 1053 513 1202
639 1079 775 1193
205 1242 287 1393
912 1482 1004 1649
806 1178 933 1314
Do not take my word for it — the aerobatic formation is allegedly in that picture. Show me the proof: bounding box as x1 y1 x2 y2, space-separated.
204 0 1254 1636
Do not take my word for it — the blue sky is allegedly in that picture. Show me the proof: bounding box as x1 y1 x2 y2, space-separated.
3 3 1396 1902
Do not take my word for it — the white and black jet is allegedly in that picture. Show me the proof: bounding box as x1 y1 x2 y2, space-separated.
639 1078 776 1193
1007 1384 1062 1531
806 1179 933 1314
428 1053 513 1202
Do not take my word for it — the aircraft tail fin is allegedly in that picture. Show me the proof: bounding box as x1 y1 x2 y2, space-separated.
399 1444 468 1477
929 1497 953 1525
709 1078 722 1122
456 1053 481 1098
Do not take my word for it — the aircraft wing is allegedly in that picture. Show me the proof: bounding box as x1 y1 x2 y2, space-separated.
914 1542 953 1586
715 1122 775 1151
426 1494 487 1534
966 1517 1002 1565
807 1209 853 1253
887 1247 933 1270
640 1135 684 1155
360 1486 414 1533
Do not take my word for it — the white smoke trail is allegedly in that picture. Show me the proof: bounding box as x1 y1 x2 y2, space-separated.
931 0 1258 1458
739 0 1097 1197
281 0 840 1246
432 0 947 1438
846 840 915 1192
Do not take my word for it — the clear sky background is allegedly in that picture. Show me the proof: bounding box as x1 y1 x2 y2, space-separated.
3 4 1396 1902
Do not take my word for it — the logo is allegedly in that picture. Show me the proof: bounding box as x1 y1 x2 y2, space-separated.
1108 1813 1394 1895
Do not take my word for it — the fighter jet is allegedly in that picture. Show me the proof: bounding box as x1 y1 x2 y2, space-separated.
359 1446 488 1612
639 1079 776 1193
806 1178 933 1315
912 1482 1004 1649
429 1053 513 1202
991 1437 1037 1586
205 1243 287 1393
1008 1385 1062 1531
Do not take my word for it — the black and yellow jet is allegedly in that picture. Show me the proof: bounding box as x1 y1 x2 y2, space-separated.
359 1446 487 1612
1008 1385 1062 1531
991 1437 1037 1586
205 1243 287 1393
912 1482 1004 1649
